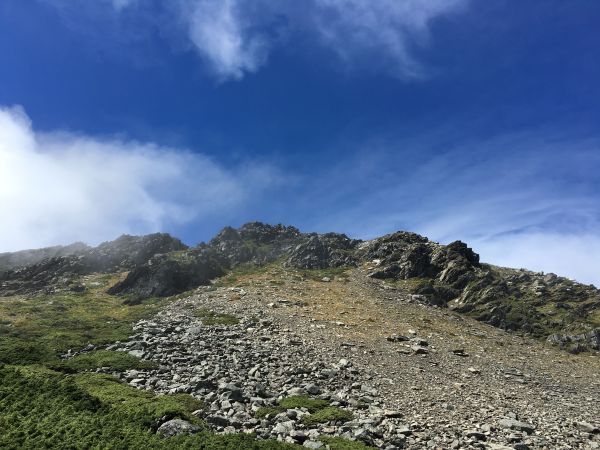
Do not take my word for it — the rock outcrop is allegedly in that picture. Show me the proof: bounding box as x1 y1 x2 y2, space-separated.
209 222 303 267
81 233 188 273
0 233 187 296
107 247 226 301
363 232 479 285
0 242 90 272
285 233 361 269
547 328 600 353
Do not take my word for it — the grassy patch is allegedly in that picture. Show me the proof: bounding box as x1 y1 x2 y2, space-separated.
212 263 273 287
73 372 204 425
301 407 353 426
195 309 239 326
297 267 351 282
254 396 332 419
166 250 198 263
0 365 297 449
255 406 284 419
50 350 157 372
279 396 329 412
255 396 353 427
0 273 167 364
320 436 376 450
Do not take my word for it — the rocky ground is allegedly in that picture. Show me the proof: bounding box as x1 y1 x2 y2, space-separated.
103 265 600 449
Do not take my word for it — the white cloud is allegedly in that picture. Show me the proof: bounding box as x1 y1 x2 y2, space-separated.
471 233 600 287
181 0 269 80
0 105 274 251
111 0 136 11
183 0 469 80
94 0 469 80
311 0 468 78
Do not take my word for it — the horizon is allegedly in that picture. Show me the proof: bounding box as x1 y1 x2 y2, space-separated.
1 1 599 285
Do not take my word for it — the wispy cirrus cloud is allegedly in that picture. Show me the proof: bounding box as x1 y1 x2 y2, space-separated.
178 0 270 80
45 0 470 81
310 0 469 78
305 132 600 286
0 105 277 250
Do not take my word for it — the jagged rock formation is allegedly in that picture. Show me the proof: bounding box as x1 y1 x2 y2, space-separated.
0 233 186 296
210 222 303 267
1 222 599 352
547 328 600 354
82 233 188 272
108 223 360 300
107 247 225 302
360 232 480 307
0 242 90 272
285 233 361 269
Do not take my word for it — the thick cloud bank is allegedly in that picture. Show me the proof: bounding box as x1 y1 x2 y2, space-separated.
0 106 272 250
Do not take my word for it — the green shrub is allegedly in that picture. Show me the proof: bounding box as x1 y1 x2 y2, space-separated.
0 338 56 365
297 267 350 282
279 396 329 413
50 350 157 372
0 273 168 360
73 372 204 425
195 309 239 326
301 407 353 426
255 396 353 427
255 406 284 418
0 365 297 449
212 263 273 287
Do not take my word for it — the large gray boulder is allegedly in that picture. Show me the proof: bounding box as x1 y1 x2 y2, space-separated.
156 418 200 437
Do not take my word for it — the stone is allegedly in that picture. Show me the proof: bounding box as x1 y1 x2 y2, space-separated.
156 419 200 437
305 383 321 395
206 415 230 427
465 430 486 441
498 419 535 434
387 334 410 342
288 387 306 396
513 444 531 450
273 421 295 435
575 421 599 434
411 346 429 355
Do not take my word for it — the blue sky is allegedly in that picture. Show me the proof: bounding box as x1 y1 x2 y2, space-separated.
1 1 599 285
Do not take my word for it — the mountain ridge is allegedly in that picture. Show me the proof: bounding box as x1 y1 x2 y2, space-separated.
1 222 598 353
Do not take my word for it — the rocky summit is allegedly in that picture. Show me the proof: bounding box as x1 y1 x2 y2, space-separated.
0 222 599 450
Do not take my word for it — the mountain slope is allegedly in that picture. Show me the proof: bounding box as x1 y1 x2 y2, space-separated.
4 222 595 352
1 223 599 449
91 263 600 448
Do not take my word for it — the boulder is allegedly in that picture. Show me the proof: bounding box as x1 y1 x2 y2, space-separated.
156 419 200 437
